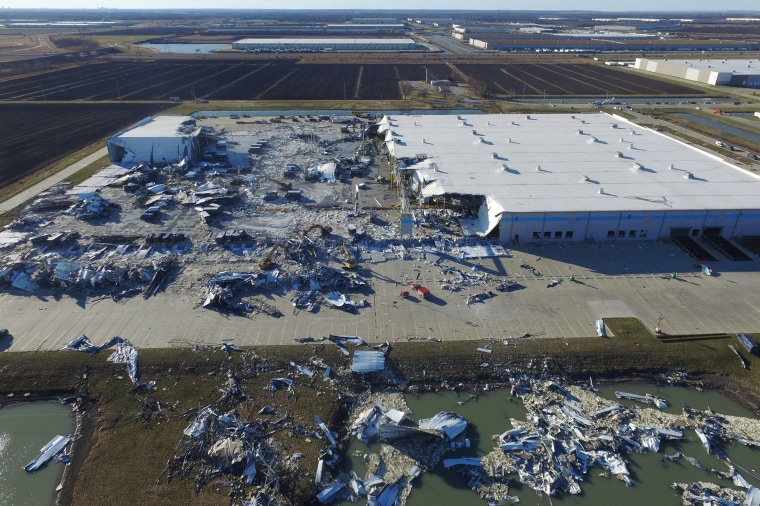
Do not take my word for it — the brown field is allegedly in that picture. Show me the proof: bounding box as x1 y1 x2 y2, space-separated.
0 58 705 102
0 103 168 188
454 62 707 98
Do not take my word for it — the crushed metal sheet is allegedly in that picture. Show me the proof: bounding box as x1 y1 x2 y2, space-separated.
351 350 386 373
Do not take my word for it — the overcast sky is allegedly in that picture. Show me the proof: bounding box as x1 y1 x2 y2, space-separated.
2 1 759 11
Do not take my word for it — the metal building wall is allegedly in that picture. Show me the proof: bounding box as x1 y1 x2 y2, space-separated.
497 209 756 244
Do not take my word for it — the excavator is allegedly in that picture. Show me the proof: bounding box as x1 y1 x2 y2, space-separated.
341 242 357 270
259 242 287 270
252 174 293 194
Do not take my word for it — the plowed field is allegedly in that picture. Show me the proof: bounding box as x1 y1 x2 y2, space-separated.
454 62 706 97
0 103 167 188
0 59 702 102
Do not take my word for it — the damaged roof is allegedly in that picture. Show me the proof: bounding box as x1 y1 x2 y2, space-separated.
382 112 760 216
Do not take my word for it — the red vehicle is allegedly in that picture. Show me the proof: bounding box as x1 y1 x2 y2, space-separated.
411 283 430 298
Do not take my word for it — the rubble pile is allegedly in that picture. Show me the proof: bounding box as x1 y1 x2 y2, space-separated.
342 373 760 506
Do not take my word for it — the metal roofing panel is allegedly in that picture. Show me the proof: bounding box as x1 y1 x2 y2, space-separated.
352 350 385 373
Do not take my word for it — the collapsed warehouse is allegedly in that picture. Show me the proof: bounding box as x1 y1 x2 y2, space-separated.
0 113 503 313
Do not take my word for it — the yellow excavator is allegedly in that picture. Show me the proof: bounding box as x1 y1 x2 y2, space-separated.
341 242 357 270
259 242 287 270
252 174 293 194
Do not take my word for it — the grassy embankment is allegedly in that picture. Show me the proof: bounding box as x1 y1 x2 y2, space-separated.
2 319 759 505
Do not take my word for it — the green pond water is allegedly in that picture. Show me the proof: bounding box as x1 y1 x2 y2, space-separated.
338 383 760 506
0 402 74 506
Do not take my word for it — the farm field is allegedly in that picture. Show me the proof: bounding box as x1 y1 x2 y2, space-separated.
454 62 707 98
0 59 705 102
0 103 167 188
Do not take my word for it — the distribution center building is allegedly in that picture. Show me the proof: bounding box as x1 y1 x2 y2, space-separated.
379 112 760 244
107 116 201 165
634 58 760 88
232 38 416 51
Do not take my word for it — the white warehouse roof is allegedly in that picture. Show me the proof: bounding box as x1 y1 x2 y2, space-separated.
382 112 760 216
234 37 414 46
648 58 760 74
118 115 197 139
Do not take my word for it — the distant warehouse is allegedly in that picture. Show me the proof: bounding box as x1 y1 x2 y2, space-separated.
380 112 760 244
635 58 760 88
232 37 417 52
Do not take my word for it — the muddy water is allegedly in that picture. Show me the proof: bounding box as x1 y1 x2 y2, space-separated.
339 384 759 506
0 402 74 506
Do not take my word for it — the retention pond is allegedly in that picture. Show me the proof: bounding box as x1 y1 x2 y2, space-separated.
338 382 759 506
0 402 74 506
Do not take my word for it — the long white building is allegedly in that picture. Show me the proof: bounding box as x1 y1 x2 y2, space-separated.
380 113 760 243
232 38 416 51
635 58 760 88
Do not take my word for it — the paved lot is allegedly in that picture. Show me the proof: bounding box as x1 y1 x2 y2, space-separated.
2 237 760 352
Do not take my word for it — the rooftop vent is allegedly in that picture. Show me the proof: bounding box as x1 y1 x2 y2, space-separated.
598 187 604 194
628 143 634 150
508 137 512 143
501 163 510 172
683 171 693 179
632 163 643 171
570 115 576 119
536 164 542 172
668 163 675 170
577 129 584 135
492 152 498 159
421 138 426 144
614 151 623 158
511 120 517 126
472 129 478 135
619 137 625 142
610 123 618 129
587 136 598 144
479 137 486 143
582 175 591 182
526 115 531 120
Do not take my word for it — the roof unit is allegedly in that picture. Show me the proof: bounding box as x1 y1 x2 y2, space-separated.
577 129 584 135
631 163 643 171
683 171 694 179
614 151 623 158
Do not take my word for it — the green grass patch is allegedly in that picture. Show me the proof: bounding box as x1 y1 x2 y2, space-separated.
2 335 760 505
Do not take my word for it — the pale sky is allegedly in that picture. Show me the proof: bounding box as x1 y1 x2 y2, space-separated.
1 1 759 11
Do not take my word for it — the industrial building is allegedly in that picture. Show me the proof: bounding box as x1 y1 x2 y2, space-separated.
635 58 760 88
380 113 760 244
107 116 201 165
232 38 416 52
